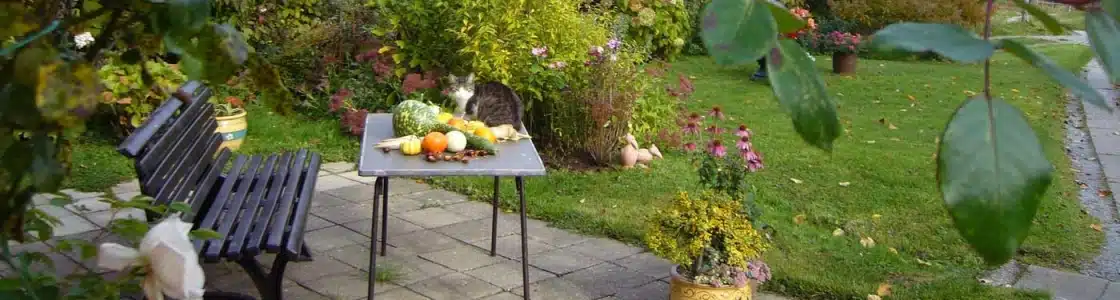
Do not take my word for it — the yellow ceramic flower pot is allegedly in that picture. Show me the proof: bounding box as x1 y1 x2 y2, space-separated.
669 265 752 300
215 110 247 152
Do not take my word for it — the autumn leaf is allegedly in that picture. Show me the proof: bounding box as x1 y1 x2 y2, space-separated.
833 228 845 236
790 178 804 184
872 214 881 221
877 283 893 296
916 258 932 266
1091 224 1103 232
839 182 851 187
889 247 899 255
117 97 132 105
793 214 806 224
1099 190 1113 197
868 295 882 300
888 123 898 130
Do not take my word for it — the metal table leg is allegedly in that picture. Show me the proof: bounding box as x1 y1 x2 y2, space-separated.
380 177 389 256
367 177 385 300
516 176 530 299
490 176 500 256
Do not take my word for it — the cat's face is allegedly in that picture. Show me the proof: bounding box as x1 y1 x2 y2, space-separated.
447 73 476 114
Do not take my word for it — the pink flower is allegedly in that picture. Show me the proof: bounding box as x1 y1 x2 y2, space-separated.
588 45 604 58
682 122 701 135
709 106 725 120
688 113 703 124
708 140 727 158
736 125 752 138
744 150 764 172
532 46 549 58
736 136 752 151
683 142 697 152
706 125 723 135
329 88 351 112
548 61 567 69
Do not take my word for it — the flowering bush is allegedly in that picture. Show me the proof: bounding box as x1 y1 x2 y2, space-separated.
816 31 864 54
645 106 771 288
785 7 818 39
611 0 692 60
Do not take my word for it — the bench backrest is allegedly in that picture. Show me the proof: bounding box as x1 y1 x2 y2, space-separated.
117 81 231 219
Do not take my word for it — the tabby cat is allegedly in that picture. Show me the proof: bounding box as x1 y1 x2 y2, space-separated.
447 73 525 131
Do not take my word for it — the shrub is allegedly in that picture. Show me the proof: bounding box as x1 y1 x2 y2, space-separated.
827 0 985 32
683 0 711 55
96 57 187 138
544 43 645 165
612 0 692 60
632 61 687 148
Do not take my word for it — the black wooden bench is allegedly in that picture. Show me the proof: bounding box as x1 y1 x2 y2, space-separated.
116 81 320 300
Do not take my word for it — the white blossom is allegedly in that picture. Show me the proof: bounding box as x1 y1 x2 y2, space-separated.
74 32 94 48
98 215 206 300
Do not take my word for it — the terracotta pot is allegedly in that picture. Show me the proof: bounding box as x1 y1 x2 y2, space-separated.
669 265 752 300
832 52 858 74
215 110 248 152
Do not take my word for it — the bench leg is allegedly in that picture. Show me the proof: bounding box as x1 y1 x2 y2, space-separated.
236 254 290 300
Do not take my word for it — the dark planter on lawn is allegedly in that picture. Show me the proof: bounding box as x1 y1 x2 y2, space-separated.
832 52 858 74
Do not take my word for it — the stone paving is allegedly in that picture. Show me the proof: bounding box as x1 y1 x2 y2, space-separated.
8 163 789 300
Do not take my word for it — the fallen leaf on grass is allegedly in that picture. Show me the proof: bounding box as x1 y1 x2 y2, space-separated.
868 295 882 300
790 178 803 184
963 90 977 96
1080 183 1089 189
889 247 899 255
860 236 876 248
794 214 806 224
579 198 586 204
888 123 898 130
906 95 916 101
876 283 892 296
1011 88 1020 93
839 182 851 187
1099 190 1113 197
833 228 845 236
1091 224 1103 232
866 140 876 144
916 258 932 266
872 214 881 221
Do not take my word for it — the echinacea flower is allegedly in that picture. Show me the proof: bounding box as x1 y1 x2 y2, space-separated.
744 150 764 172
547 61 567 69
736 124 752 138
682 122 701 135
688 113 703 124
589 46 605 58
709 106 725 120
531 46 549 58
708 140 727 158
736 136 752 151
683 142 697 152
706 125 722 135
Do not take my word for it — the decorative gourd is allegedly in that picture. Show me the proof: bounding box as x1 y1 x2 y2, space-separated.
428 126 499 154
473 127 497 143
465 121 488 132
446 131 467 152
400 138 422 155
448 118 468 130
437 112 454 124
392 100 440 137
422 132 448 154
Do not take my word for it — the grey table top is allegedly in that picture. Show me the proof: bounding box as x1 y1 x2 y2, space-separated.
357 113 547 177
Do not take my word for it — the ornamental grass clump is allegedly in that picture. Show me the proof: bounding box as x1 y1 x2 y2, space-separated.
645 107 771 288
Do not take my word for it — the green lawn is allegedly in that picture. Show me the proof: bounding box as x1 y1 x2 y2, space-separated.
429 45 1103 299
67 44 1103 299
992 1 1086 36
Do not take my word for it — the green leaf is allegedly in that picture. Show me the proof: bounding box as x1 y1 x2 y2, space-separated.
0 279 21 291
764 1 806 34
872 23 995 63
78 242 97 260
165 0 211 33
189 228 222 240
766 39 841 151
49 194 71 207
1000 39 1110 111
938 96 1053 265
169 202 191 214
1086 10 1120 83
1104 0 1120 21
1010 0 1065 35
30 134 64 192
701 0 777 66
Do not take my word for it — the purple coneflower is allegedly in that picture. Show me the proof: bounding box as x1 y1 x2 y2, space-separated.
683 142 697 152
708 140 727 158
736 136 752 151
706 125 723 135
688 112 703 124
743 150 764 172
531 46 549 58
682 122 700 135
607 38 622 50
709 106 725 120
736 124 752 138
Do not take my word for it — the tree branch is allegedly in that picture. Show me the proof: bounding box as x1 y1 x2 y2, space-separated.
83 9 123 62
982 0 996 99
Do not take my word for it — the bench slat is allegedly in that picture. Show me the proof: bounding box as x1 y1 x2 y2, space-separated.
193 154 248 260
246 152 292 256
165 134 222 213
185 148 232 221
266 149 309 252
205 155 264 260
139 102 214 192
225 154 278 259
284 152 320 258
151 124 217 207
117 98 182 158
136 94 209 178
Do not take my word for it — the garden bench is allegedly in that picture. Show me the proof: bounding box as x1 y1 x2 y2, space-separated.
116 81 320 300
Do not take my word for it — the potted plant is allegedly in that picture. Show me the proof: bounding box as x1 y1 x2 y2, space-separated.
214 95 248 151
646 107 771 300
821 31 863 74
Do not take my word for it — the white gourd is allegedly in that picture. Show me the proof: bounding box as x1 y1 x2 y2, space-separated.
446 131 467 152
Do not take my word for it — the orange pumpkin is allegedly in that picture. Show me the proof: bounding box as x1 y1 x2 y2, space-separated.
422 132 448 154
